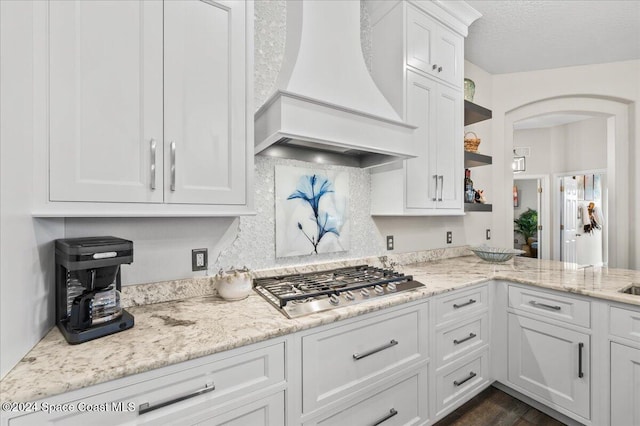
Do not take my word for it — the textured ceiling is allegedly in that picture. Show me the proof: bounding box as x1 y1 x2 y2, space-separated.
465 0 640 74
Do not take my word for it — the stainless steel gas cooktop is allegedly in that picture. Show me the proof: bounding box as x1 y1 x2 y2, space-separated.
253 265 425 318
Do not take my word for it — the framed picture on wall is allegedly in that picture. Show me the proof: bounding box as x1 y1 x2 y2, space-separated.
584 174 594 201
594 174 602 200
576 175 585 201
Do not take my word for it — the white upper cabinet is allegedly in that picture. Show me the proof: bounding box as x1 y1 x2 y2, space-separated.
406 4 463 88
41 0 252 216
49 1 164 203
164 0 246 205
369 1 469 215
405 71 462 210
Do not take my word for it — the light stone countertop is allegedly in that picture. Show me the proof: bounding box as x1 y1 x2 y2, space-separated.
1 255 639 404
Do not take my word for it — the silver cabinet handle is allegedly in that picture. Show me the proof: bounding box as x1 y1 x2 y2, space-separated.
139 382 214 415
372 408 398 426
438 175 444 201
454 371 477 387
578 342 584 378
170 141 176 192
353 339 398 360
453 299 476 309
529 300 561 311
432 175 438 201
438 66 443 72
432 64 438 70
454 332 477 345
150 139 156 190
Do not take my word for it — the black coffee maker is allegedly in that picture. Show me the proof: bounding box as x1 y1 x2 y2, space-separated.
55 236 134 344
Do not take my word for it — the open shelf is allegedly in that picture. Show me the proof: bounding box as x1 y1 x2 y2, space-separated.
464 151 492 168
464 203 492 212
464 100 492 125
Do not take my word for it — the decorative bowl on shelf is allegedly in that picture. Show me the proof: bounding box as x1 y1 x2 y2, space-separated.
469 246 525 263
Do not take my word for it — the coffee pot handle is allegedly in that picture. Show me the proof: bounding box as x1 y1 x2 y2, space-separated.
70 293 93 330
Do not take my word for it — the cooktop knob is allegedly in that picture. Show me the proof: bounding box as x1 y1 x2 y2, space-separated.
374 285 384 295
361 288 370 298
387 282 397 292
329 294 340 305
344 290 355 301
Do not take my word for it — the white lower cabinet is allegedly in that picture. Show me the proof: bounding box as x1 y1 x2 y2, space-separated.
300 303 428 415
7 342 285 426
507 313 590 419
304 368 428 426
610 342 640 426
435 350 489 416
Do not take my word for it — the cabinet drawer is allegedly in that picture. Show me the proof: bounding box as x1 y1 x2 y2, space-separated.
610 306 640 342
435 285 488 325
436 313 488 368
508 285 590 328
436 350 488 414
301 305 427 413
305 369 427 426
8 343 285 425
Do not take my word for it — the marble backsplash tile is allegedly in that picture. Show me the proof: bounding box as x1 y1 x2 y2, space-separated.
121 246 472 308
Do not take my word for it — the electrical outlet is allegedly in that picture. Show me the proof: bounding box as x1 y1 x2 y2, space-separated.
486 229 491 240
386 235 394 250
192 248 208 271
446 231 452 244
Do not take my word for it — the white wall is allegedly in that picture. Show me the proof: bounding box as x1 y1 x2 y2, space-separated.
0 1 65 379
490 60 639 270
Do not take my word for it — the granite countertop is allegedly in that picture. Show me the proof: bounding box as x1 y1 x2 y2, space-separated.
1 254 639 405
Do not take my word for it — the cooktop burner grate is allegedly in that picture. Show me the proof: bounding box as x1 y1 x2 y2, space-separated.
253 265 425 318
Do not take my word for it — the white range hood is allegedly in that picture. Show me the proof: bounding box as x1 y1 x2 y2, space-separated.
255 0 417 168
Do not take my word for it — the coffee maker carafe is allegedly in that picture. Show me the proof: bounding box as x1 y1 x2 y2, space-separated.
55 236 134 344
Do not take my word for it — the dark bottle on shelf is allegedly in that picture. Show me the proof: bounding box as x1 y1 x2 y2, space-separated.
464 169 474 203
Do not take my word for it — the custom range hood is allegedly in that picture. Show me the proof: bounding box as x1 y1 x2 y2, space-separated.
255 0 417 168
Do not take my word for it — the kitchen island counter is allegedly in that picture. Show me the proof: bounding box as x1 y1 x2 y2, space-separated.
2 254 639 405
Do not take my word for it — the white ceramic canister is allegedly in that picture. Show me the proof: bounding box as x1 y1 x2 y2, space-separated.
215 267 253 301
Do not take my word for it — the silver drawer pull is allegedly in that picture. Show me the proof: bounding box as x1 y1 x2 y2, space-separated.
438 175 444 201
372 408 398 426
432 175 438 201
150 138 156 190
454 332 477 345
353 339 398 360
170 141 176 192
453 299 476 309
453 371 477 387
529 300 561 311
138 382 214 415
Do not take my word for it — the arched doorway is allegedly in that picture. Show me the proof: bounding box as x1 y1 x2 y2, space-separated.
502 96 630 268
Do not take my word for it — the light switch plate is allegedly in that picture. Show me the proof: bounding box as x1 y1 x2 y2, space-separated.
386 235 394 251
446 231 452 244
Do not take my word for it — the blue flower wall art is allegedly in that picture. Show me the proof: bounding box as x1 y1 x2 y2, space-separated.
275 166 349 257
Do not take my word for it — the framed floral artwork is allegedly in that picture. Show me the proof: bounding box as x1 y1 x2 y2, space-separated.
275 165 350 257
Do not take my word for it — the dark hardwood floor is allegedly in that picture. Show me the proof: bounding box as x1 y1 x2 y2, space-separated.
434 386 566 426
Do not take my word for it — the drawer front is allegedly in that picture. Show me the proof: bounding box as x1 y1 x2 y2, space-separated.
302 305 426 413
508 285 590 328
306 369 427 426
436 285 488 325
436 350 488 414
436 313 488 368
8 343 285 425
610 306 640 342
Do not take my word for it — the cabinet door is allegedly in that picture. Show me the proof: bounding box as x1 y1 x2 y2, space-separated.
434 85 462 209
405 71 437 209
164 0 247 205
406 5 437 77
49 1 163 203
433 27 463 87
507 314 590 419
610 343 640 426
